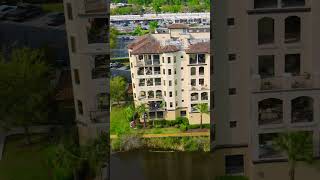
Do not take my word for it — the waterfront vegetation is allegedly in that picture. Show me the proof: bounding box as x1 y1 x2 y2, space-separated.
111 0 210 15
110 105 210 152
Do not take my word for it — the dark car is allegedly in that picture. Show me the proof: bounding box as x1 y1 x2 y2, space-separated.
47 12 65 26
6 4 43 22
0 5 16 19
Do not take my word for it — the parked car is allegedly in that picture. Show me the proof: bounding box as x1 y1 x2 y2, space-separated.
6 4 43 22
47 12 65 26
0 5 16 19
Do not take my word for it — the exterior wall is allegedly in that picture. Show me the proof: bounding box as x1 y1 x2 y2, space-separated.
63 0 109 144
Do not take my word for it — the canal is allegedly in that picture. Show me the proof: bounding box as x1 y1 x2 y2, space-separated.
110 152 216 180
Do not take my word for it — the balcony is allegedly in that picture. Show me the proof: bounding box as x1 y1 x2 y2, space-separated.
155 79 161 86
90 110 109 123
252 73 319 92
84 0 108 14
87 18 108 44
291 96 313 123
92 68 108 79
259 133 282 159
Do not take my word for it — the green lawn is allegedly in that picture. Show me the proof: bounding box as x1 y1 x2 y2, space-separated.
41 3 64 13
141 127 181 134
0 135 51 180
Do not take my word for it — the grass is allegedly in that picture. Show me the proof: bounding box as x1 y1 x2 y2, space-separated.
215 176 249 180
0 134 51 180
41 3 64 13
110 106 132 135
140 127 181 134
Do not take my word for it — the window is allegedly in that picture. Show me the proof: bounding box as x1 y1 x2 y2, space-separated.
259 55 275 78
191 67 196 75
285 16 301 43
258 17 274 45
170 102 173 107
66 3 73 20
174 56 176 63
201 92 208 100
164 91 166 96
225 155 244 175
163 80 166 86
282 0 305 7
133 83 135 88
168 57 171 63
227 18 235 26
180 111 187 117
191 79 196 86
198 54 206 64
162 57 164 63
174 68 177 74
228 54 236 61
254 0 277 9
70 36 76 53
74 69 80 84
291 96 313 123
229 88 236 95
230 121 237 128
175 91 177 96
168 69 172 75
169 91 173 97
199 79 204 86
181 56 184 58
77 100 83 115
199 67 204 75
169 81 172 86
181 78 184 81
285 54 300 75
175 79 177 85
148 91 154 98
181 67 184 70
140 91 146 99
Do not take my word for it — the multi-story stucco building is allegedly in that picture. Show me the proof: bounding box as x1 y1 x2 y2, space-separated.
128 24 210 124
213 0 320 179
63 0 109 144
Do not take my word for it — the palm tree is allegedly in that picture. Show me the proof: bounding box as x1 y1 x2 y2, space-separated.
137 103 149 128
273 131 313 180
195 103 209 129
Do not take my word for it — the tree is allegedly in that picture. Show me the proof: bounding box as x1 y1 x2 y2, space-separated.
148 21 158 33
110 27 119 49
273 131 313 180
152 1 161 15
0 47 51 144
195 103 209 129
137 103 149 128
132 25 146 36
110 76 127 105
124 105 136 122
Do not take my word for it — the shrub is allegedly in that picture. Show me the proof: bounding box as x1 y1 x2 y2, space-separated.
188 124 210 129
118 133 143 151
179 124 188 132
176 117 189 126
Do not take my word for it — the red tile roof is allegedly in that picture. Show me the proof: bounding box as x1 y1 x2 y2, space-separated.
168 23 189 29
161 45 180 53
185 41 210 54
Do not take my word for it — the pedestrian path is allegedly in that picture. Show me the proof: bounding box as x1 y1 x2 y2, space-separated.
0 125 58 160
110 131 209 139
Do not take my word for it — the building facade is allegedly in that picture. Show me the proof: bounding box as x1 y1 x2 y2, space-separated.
129 24 210 124
213 0 320 179
63 0 110 144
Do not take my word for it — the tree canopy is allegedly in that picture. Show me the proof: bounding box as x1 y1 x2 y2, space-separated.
110 76 127 105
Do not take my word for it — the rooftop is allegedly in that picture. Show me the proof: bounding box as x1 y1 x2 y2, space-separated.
167 23 189 29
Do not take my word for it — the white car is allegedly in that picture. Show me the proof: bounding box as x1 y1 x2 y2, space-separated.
0 5 17 19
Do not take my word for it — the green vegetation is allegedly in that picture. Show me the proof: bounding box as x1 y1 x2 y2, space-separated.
0 48 52 144
215 176 249 180
41 3 64 13
110 27 120 49
0 135 51 180
196 103 209 129
111 134 210 152
110 76 127 105
111 0 210 15
273 131 313 180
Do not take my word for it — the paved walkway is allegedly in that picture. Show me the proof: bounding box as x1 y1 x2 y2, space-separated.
110 131 209 139
0 125 58 160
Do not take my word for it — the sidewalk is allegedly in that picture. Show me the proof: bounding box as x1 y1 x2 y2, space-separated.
110 131 209 139
0 125 58 160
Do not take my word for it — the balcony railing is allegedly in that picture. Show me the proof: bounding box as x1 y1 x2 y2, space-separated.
92 68 108 79
252 73 319 92
259 144 282 159
259 111 283 125
292 110 313 123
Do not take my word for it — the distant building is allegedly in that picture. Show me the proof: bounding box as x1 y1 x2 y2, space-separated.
128 24 211 124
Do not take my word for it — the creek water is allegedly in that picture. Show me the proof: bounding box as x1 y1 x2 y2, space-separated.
110 151 217 180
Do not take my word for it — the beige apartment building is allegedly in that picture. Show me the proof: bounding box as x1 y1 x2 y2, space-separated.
213 0 320 179
128 24 211 124
63 0 109 144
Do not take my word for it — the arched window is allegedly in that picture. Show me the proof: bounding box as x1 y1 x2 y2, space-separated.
201 92 208 100
191 93 199 101
156 90 162 98
258 17 274 45
199 67 204 75
140 91 146 99
191 67 196 75
148 91 155 99
258 98 283 125
292 96 313 123
285 16 301 43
